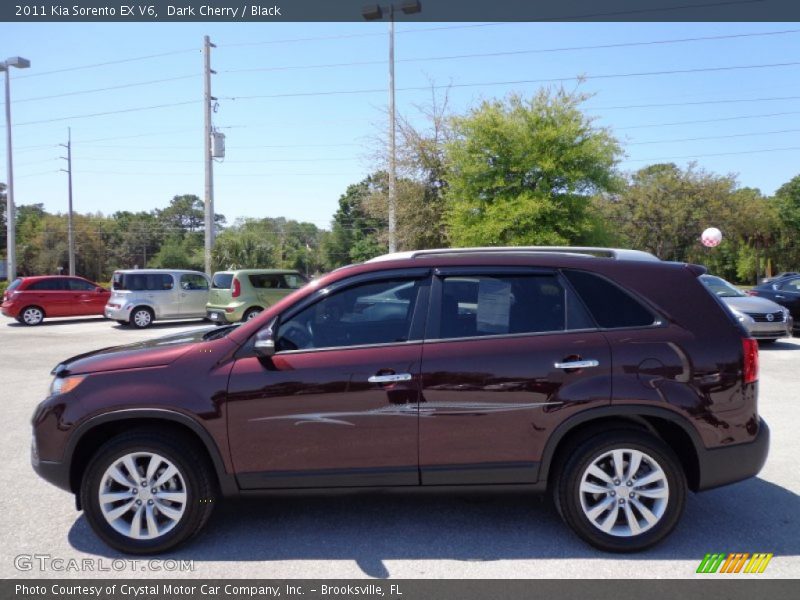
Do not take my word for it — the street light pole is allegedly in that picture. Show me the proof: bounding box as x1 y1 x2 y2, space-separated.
362 1 422 254
1 57 30 281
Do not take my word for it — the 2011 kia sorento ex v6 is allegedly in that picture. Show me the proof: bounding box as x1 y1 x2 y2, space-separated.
31 247 769 554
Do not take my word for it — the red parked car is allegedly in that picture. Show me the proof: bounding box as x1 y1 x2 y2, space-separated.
2 276 110 325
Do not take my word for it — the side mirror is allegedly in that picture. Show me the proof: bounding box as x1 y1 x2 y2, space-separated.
96 287 105 293
254 318 278 358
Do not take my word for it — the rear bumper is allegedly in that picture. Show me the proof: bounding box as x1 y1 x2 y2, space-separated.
104 305 131 320
1 302 20 318
696 418 770 491
207 309 238 324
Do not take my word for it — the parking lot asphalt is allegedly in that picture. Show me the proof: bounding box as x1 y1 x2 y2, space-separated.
1 316 798 579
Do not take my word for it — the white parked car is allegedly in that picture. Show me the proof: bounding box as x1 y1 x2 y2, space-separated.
105 269 211 328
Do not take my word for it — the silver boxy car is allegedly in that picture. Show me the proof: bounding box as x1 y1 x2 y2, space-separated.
105 269 211 328
701 274 792 343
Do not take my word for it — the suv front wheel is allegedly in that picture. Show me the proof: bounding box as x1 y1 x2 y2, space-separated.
553 430 686 552
80 430 216 554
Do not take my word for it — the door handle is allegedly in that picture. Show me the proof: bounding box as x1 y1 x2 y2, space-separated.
554 359 600 370
368 373 413 383
775 295 785 299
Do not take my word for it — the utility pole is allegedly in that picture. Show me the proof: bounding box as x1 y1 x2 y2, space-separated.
60 128 75 276
203 35 216 276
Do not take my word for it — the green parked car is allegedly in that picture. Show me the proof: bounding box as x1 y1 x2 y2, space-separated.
206 269 309 323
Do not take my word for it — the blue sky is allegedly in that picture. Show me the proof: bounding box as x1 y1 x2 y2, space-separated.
1 21 799 230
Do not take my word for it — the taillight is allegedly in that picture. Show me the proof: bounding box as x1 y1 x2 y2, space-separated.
232 277 241 298
743 338 759 384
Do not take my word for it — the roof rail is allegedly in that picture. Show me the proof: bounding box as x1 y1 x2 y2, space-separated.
366 246 660 263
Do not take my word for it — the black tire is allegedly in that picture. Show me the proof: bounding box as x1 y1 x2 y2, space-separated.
242 307 263 322
553 429 686 553
116 320 128 326
19 305 45 326
80 430 216 555
129 307 154 329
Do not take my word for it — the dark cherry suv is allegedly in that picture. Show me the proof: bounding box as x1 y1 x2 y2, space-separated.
31 247 769 554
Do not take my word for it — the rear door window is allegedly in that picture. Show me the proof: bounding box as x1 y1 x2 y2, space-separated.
436 274 594 340
249 274 284 289
180 274 209 290
68 278 96 291
282 273 308 289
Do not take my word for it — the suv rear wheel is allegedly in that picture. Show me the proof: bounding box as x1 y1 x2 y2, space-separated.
553 430 686 552
80 430 216 554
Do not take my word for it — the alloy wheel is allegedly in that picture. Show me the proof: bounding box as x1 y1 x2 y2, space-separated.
578 448 669 537
22 307 44 325
98 452 187 540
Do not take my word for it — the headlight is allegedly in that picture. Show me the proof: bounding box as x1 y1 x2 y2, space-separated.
730 308 750 323
49 375 86 396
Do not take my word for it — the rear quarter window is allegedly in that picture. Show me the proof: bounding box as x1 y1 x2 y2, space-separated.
212 273 234 289
563 270 657 329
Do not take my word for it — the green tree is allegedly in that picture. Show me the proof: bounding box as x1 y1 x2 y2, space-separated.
324 175 387 269
773 174 800 272
444 89 622 246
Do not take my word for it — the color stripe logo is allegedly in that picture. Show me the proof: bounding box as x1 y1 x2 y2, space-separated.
696 553 773 574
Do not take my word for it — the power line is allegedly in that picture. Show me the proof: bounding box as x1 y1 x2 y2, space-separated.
615 110 800 129
12 101 200 127
628 128 800 145
221 60 800 101
14 74 199 104
588 94 800 111
14 48 198 80
222 29 800 74
627 146 800 162
77 157 360 163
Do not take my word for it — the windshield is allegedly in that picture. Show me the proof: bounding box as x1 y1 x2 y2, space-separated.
701 275 746 298
7 278 22 292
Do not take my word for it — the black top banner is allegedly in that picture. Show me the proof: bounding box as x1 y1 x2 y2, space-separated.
3 0 800 22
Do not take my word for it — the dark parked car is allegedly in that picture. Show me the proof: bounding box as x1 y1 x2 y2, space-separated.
2 275 110 325
760 271 799 285
31 247 768 554
748 275 800 333
700 274 792 342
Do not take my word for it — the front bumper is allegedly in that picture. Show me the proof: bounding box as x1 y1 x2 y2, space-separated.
746 320 792 340
695 418 770 491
